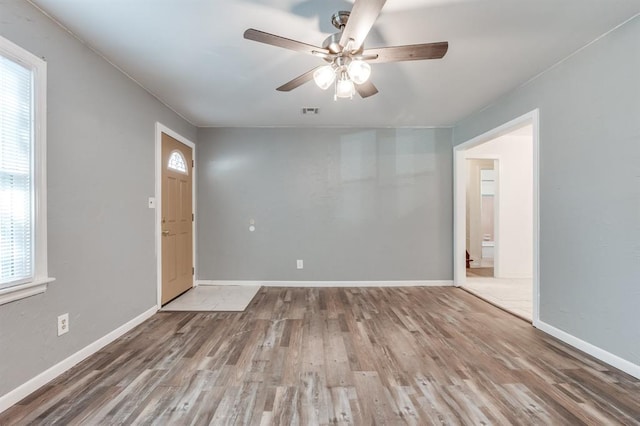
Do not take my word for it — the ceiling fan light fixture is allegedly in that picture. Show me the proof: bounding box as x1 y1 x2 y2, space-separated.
313 65 336 90
347 59 371 84
335 74 355 100
244 1 449 100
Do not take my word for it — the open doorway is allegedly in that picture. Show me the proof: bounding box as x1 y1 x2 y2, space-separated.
454 110 539 322
466 159 496 278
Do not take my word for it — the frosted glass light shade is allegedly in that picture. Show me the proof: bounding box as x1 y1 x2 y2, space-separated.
347 60 371 85
313 65 336 90
336 78 355 99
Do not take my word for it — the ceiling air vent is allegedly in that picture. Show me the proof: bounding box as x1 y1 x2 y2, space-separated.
302 107 319 115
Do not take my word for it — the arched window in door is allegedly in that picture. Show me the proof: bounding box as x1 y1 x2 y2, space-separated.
168 150 188 174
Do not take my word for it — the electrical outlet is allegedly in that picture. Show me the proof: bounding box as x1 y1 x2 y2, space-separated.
296 259 304 269
57 313 69 336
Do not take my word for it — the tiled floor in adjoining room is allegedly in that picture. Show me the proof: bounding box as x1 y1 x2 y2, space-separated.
161 285 260 312
462 276 532 321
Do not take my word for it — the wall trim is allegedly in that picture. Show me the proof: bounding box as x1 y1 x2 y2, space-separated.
0 279 53 306
0 306 157 414
497 274 534 279
197 280 453 288
534 320 640 380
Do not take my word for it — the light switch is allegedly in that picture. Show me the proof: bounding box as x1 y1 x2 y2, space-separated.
148 197 156 209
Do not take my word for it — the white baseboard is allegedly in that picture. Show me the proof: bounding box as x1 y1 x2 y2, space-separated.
534 319 640 380
197 280 453 287
496 274 533 279
0 305 158 414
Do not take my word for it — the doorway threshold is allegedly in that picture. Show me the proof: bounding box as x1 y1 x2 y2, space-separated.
461 277 532 321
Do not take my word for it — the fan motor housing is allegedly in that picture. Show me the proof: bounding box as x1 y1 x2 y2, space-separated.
322 33 343 55
322 33 364 58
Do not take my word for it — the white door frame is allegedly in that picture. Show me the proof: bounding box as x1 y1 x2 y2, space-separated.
155 123 197 308
453 109 540 323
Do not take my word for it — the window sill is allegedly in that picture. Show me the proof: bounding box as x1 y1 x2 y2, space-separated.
0 277 56 306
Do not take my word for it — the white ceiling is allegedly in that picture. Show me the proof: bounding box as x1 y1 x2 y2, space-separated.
30 0 640 128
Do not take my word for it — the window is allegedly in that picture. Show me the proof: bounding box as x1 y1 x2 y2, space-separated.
0 35 53 305
168 150 187 173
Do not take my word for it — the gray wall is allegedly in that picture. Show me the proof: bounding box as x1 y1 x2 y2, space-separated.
454 17 640 365
197 127 453 281
0 0 196 396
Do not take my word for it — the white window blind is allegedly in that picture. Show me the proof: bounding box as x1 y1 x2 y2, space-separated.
0 54 34 288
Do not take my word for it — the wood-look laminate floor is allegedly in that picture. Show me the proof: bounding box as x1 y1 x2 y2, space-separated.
2 287 639 425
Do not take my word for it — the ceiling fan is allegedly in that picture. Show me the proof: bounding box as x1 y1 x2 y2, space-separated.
243 0 448 100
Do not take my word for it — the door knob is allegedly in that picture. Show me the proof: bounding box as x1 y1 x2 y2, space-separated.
162 230 169 236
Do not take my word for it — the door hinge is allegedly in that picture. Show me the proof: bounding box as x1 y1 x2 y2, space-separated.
192 160 194 168
192 213 194 221
192 267 195 275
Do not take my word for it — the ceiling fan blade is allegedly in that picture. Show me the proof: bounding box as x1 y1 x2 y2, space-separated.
355 80 379 98
339 0 387 51
364 42 449 63
244 29 330 56
276 67 321 92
